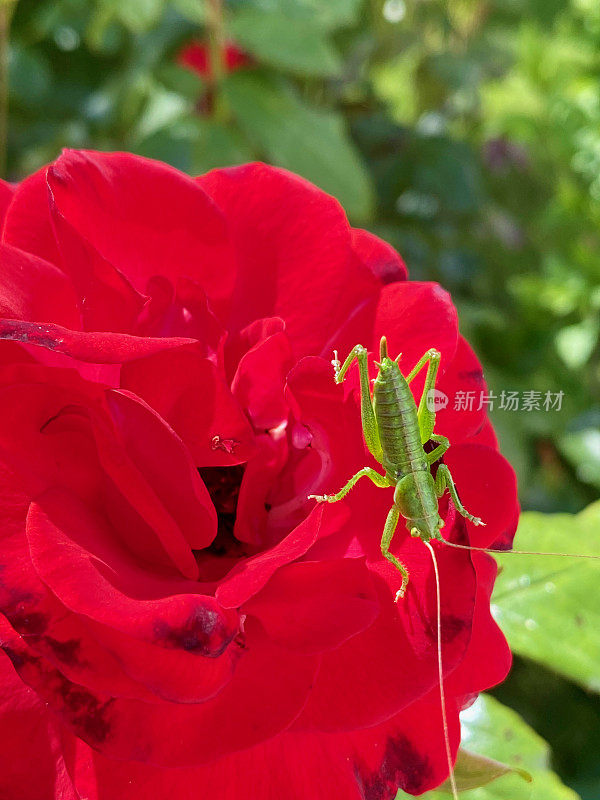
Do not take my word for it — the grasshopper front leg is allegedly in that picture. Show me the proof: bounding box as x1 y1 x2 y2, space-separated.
434 464 485 527
309 466 389 503
333 344 383 462
426 434 450 465
406 348 442 444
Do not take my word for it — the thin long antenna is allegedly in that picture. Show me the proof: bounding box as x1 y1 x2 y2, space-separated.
440 538 600 561
424 540 459 800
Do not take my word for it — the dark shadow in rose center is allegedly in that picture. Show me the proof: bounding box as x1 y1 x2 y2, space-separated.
196 466 261 582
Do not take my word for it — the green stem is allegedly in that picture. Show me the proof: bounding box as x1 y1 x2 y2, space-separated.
205 0 227 121
0 0 15 179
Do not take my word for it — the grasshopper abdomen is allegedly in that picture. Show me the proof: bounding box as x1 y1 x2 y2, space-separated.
373 359 427 478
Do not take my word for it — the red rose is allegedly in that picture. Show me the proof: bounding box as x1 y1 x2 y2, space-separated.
178 40 253 79
0 152 518 799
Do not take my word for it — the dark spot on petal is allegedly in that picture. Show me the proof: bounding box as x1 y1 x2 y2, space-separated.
355 734 434 799
1 644 28 670
44 637 82 666
154 605 237 657
372 259 405 285
457 368 484 386
55 677 113 744
7 610 48 636
68 693 112 743
1 589 49 636
1 636 113 746
438 614 468 645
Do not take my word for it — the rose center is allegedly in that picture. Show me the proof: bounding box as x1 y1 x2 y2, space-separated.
198 465 249 560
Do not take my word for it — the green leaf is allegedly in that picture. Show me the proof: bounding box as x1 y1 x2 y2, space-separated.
229 9 342 77
396 695 580 799
133 86 190 140
558 420 600 490
157 64 206 101
88 0 165 40
9 44 52 109
492 502 600 691
250 0 362 29
114 0 165 33
135 118 254 176
224 73 374 221
555 318 599 369
170 0 205 23
437 748 530 793
190 119 255 173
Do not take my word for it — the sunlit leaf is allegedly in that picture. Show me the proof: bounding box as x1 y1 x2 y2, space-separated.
559 419 600 490
492 502 600 691
439 747 530 792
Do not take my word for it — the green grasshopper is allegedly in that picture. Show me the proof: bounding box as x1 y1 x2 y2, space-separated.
310 336 600 800
309 336 484 600
308 335 487 800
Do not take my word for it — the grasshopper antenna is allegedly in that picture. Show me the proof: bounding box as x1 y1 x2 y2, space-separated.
424 540 459 800
440 539 600 561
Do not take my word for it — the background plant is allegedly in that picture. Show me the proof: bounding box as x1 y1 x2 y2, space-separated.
6 0 600 796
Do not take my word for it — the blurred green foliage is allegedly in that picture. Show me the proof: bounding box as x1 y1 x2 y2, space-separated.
6 0 600 796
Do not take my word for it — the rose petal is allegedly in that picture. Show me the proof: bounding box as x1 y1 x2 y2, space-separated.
443 443 519 549
351 228 408 284
436 336 488 442
0 318 197 363
1 616 317 767
26 490 239 653
231 328 293 430
243 558 379 654
198 162 379 357
295 567 471 732
68 691 457 800
0 651 79 800
48 150 237 318
217 503 348 608
0 243 80 328
106 389 217 551
2 167 59 265
121 346 256 467
50 204 146 333
373 282 459 386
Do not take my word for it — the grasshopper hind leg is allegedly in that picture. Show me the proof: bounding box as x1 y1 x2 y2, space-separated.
381 505 410 601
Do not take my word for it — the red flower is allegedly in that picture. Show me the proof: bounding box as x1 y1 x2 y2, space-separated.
0 152 518 799
178 40 253 79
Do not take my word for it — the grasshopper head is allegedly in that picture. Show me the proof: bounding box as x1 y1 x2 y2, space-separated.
409 514 444 542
